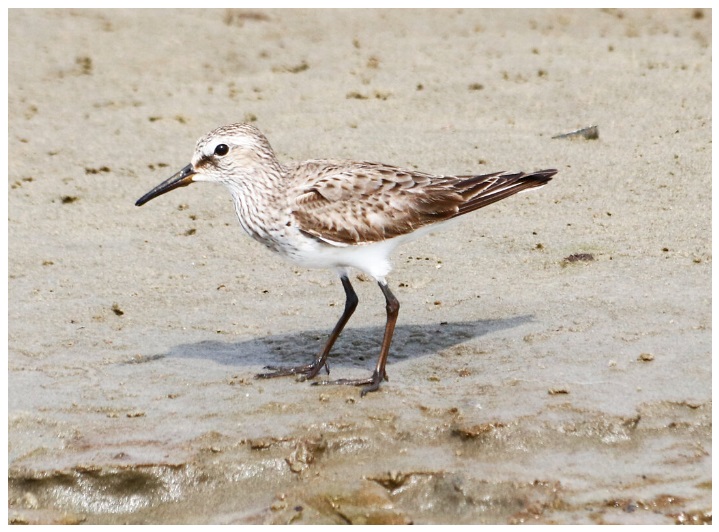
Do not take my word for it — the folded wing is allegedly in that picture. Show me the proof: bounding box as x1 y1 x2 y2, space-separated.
290 161 555 246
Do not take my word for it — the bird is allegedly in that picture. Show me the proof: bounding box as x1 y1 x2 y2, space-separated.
136 123 555 396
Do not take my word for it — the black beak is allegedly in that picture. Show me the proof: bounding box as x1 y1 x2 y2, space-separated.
136 164 196 206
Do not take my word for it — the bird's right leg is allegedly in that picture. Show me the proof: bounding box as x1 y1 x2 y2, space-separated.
255 274 359 381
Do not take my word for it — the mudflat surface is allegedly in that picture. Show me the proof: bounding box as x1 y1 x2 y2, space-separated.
8 9 711 524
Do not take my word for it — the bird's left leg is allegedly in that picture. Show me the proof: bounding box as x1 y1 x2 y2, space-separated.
256 274 358 380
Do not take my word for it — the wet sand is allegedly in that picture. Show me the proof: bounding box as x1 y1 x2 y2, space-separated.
8 9 711 524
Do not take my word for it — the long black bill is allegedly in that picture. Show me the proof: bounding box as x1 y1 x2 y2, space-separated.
135 164 196 206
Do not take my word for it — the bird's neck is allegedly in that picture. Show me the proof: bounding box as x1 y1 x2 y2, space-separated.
224 164 287 246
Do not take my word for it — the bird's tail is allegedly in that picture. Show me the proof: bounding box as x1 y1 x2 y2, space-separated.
453 169 556 217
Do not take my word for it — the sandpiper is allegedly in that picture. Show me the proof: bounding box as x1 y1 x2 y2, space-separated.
136 123 555 395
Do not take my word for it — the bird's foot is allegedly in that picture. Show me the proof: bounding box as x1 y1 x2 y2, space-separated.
255 358 329 381
311 369 387 396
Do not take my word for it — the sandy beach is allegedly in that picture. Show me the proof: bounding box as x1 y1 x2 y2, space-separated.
8 9 711 524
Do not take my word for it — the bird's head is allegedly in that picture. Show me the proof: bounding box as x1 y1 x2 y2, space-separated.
135 123 277 206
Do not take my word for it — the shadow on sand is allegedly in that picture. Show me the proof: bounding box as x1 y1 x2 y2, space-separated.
147 315 533 371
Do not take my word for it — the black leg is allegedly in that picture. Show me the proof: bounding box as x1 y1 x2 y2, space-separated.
313 280 400 396
255 275 358 380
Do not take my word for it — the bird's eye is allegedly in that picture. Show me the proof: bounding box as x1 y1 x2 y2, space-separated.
214 144 229 156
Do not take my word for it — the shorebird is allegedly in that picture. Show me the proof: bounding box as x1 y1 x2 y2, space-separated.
136 123 555 395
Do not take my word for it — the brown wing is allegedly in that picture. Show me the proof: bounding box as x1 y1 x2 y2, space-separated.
290 161 555 246
451 168 556 216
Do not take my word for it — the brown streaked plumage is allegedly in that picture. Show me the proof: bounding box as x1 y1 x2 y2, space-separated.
136 123 556 396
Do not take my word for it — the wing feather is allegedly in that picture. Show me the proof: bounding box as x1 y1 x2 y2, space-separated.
289 161 554 246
